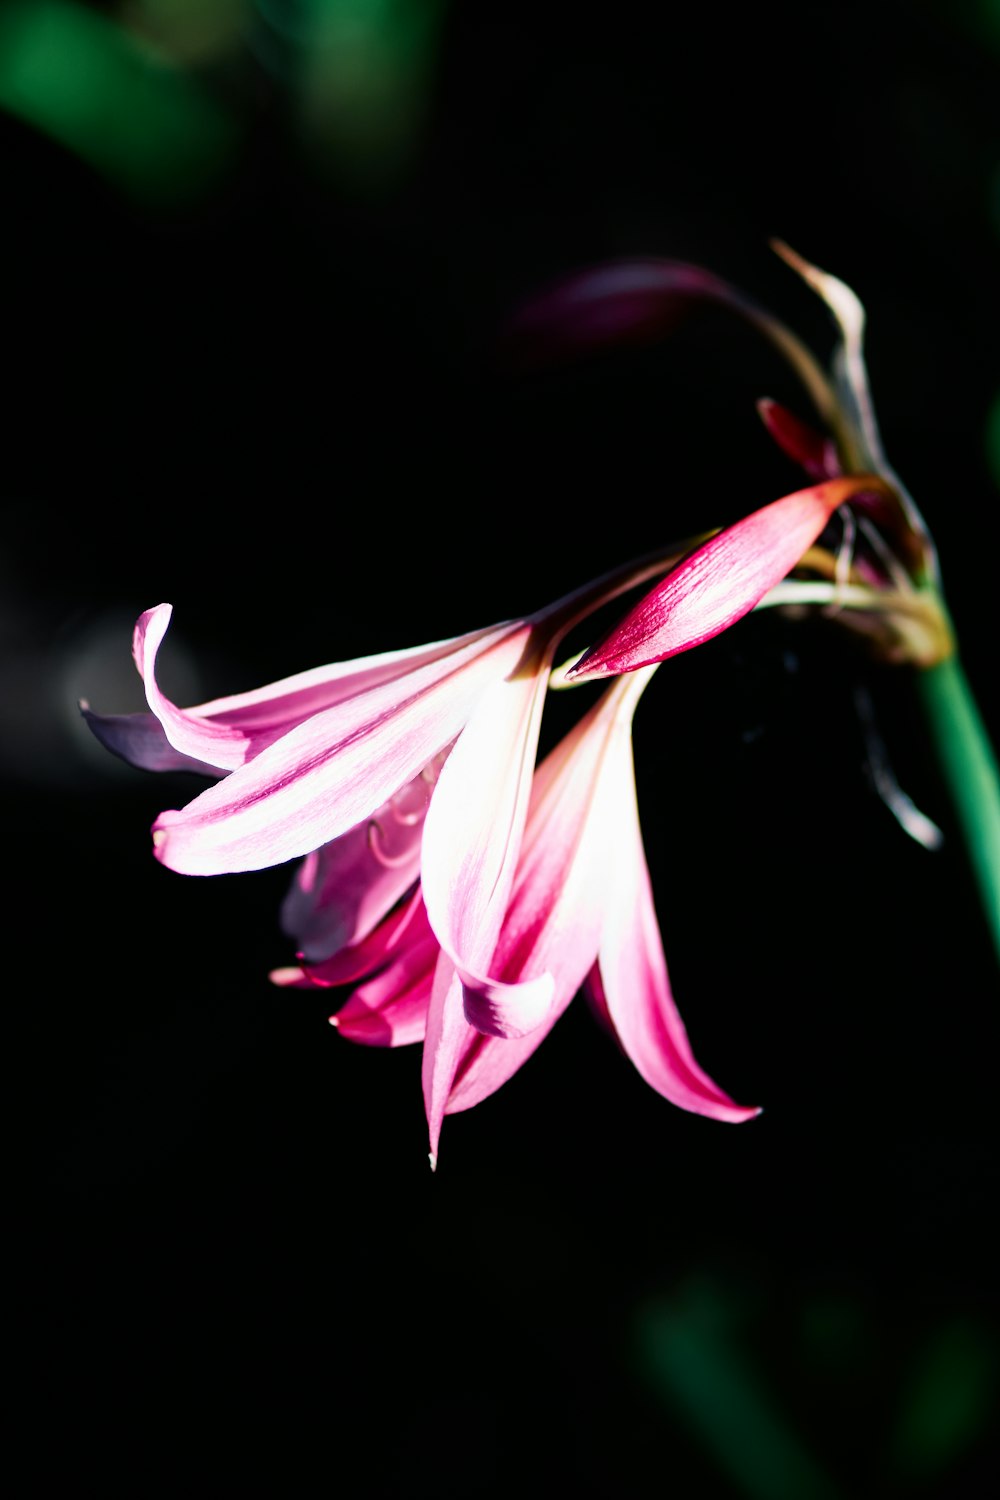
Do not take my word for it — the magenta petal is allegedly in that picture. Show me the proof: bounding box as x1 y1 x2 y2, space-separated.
331 982 431 1047
757 399 839 480
330 909 438 1048
569 478 861 678
596 762 759 1124
292 886 430 988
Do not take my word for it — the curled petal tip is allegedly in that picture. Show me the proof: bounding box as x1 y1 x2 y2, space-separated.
461 970 556 1039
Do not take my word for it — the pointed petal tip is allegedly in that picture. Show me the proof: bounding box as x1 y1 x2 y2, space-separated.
269 965 309 988
428 1152 438 1173
565 647 610 682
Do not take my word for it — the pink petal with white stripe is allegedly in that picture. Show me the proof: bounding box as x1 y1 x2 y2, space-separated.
151 621 534 876
435 679 633 1134
420 659 553 1018
130 603 516 774
419 661 554 1148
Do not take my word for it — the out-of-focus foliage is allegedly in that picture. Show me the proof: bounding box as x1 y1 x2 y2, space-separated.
0 1 240 205
636 1275 998 1499
0 0 451 205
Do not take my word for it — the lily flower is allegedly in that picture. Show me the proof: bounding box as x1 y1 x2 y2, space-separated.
277 664 758 1164
81 547 695 994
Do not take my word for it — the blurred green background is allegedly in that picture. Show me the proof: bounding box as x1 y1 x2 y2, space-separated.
6 3 998 1495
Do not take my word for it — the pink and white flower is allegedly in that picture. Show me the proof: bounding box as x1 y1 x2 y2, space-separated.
278 666 759 1165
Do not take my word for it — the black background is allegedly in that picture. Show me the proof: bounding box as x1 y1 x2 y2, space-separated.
7 2 999 1495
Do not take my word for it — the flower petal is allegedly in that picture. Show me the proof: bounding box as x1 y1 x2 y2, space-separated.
272 888 436 1045
78 703 222 776
283 884 429 988
756 399 839 480
423 672 652 1157
595 746 760 1123
124 603 519 773
280 749 450 963
420 658 552 1012
151 621 533 875
329 898 438 1047
569 477 875 678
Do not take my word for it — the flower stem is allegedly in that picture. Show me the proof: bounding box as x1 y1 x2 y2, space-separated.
916 651 1000 968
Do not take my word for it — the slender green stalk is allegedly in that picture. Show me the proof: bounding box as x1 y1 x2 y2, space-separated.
916 652 1000 968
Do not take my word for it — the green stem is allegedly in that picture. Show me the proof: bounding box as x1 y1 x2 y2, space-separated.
916 652 1000 968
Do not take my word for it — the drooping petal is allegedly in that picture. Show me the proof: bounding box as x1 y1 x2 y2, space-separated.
422 672 656 1163
331 980 432 1047
438 677 642 1130
328 895 438 1047
568 476 881 679
270 888 436 1046
594 736 760 1124
420 656 553 1022
78 703 222 777
128 603 520 774
419 660 554 1153
150 621 534 876
278 884 429 988
279 749 450 963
